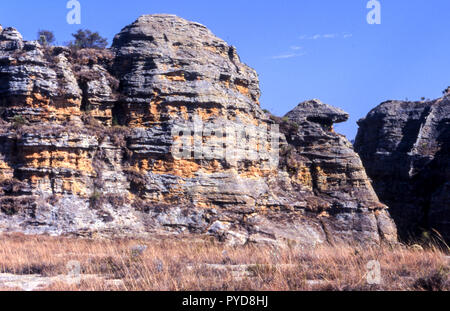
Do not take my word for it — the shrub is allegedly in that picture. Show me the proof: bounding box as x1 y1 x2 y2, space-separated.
0 178 25 195
68 29 108 50
69 48 115 68
105 126 131 148
37 30 55 46
89 190 103 209
105 194 129 207
124 168 147 196
12 115 27 128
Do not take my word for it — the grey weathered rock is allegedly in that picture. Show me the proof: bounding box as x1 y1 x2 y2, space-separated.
0 272 121 291
285 99 349 125
355 92 450 242
272 99 397 245
0 15 398 247
0 27 24 51
0 26 82 123
111 14 264 127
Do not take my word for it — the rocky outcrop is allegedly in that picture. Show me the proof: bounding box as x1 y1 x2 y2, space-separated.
273 100 397 244
355 92 450 242
0 15 397 246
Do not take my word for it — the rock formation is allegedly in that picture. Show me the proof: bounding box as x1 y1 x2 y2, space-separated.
0 15 397 246
355 92 450 242
274 100 397 244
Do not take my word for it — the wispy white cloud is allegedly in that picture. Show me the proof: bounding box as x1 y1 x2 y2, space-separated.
271 52 306 60
299 33 352 40
322 34 337 39
271 32 352 60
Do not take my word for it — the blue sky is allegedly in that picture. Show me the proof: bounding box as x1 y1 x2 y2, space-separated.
1 0 449 139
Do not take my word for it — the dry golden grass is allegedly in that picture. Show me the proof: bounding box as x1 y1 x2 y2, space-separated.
0 233 448 291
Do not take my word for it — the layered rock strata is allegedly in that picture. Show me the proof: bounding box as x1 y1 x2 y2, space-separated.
0 15 397 246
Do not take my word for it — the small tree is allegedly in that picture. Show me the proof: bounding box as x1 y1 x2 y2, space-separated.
444 87 450 95
37 30 55 46
68 29 108 49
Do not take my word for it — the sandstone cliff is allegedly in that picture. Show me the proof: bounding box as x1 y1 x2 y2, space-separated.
355 91 450 242
0 15 397 246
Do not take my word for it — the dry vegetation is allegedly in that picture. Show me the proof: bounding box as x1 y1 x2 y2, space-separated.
0 233 448 291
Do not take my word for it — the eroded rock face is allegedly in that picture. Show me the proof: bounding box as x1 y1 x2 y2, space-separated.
355 92 450 242
0 15 397 246
0 32 82 123
272 99 397 244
